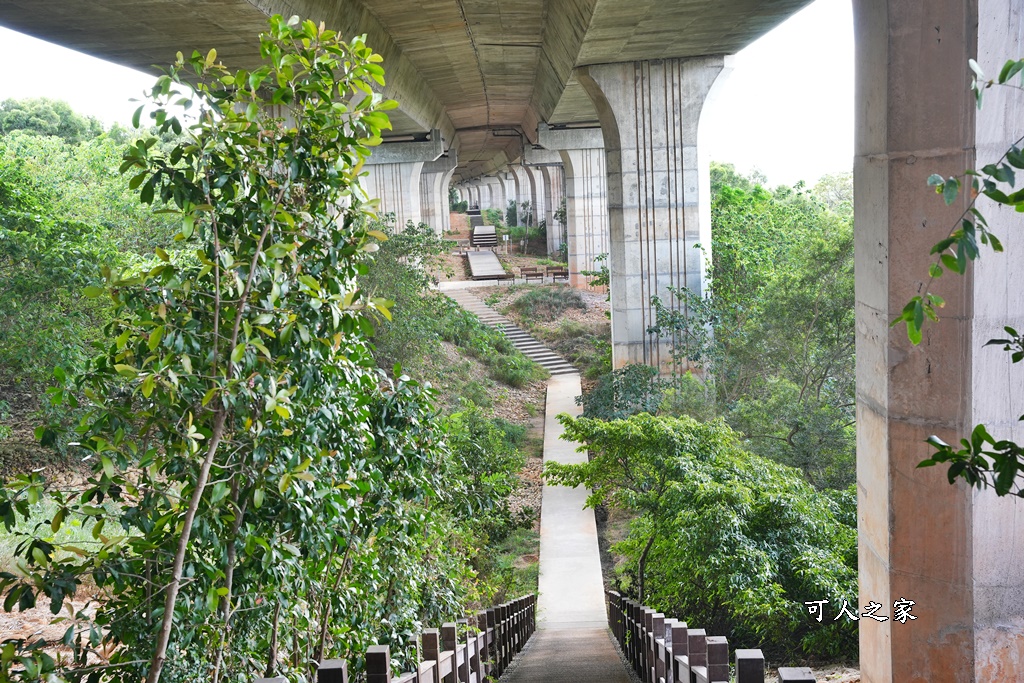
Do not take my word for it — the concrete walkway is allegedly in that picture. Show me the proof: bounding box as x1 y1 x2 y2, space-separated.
446 288 632 682
501 373 632 683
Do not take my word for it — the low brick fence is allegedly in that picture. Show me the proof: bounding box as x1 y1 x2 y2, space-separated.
607 591 817 683
257 594 536 683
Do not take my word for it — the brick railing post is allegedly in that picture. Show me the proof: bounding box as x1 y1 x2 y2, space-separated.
668 620 688 683
735 649 765 683
317 659 348 683
706 635 728 683
366 644 391 683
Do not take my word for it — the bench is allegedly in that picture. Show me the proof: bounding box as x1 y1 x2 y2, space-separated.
520 266 544 283
548 267 569 282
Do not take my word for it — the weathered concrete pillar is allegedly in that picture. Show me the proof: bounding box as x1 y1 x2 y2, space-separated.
498 172 517 224
578 58 729 368
363 130 443 229
541 164 565 255
538 123 609 290
526 165 546 231
511 165 536 226
854 1 1024 681
419 153 456 234
483 176 505 214
361 161 424 229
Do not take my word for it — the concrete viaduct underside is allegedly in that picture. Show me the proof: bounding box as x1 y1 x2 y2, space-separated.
2 1 1023 680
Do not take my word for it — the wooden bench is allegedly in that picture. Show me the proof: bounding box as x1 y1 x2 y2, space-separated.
548 267 569 282
520 266 544 282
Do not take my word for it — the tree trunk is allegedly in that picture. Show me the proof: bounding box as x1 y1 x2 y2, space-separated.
638 533 656 605
146 409 228 683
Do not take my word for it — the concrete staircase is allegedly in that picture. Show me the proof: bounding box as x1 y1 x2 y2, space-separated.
446 288 577 376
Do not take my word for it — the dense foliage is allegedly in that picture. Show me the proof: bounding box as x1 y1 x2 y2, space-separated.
545 413 858 662
0 18 533 683
595 164 857 490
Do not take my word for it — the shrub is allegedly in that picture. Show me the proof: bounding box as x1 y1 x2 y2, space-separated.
546 413 858 663
577 364 664 420
511 285 586 321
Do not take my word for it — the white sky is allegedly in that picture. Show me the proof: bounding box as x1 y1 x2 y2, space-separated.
0 0 853 188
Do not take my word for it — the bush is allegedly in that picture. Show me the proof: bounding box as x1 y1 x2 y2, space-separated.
510 285 586 321
546 413 858 663
577 364 663 420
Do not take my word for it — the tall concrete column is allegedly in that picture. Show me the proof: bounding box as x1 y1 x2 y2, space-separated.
541 164 565 255
511 165 535 226
419 153 456 234
483 176 505 219
498 172 517 224
854 1 1024 681
578 57 729 368
526 166 546 232
361 162 424 229
363 131 443 229
538 124 609 290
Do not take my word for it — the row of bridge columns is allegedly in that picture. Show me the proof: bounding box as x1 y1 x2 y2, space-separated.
360 3 1024 676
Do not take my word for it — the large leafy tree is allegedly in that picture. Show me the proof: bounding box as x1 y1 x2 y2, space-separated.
0 16 480 683
648 167 856 490
546 413 857 661
0 98 102 144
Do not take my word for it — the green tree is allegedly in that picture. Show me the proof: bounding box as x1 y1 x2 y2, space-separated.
0 98 102 144
546 413 857 661
644 169 856 489
0 16 474 683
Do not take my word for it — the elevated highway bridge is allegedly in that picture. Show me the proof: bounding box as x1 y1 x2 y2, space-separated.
3 1 1024 680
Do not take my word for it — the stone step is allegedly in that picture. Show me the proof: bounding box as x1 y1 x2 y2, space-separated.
445 290 577 376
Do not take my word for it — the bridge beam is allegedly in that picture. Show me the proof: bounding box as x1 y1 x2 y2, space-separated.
854 0 1024 681
362 133 444 229
538 124 608 289
578 57 729 369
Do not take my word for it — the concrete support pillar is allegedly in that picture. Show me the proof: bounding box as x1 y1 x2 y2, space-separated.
419 154 456 234
526 165 546 231
541 164 565 255
538 124 609 290
497 172 516 224
361 161 425 229
853 1 1024 681
505 170 521 225
483 177 505 218
511 165 535 226
578 57 729 368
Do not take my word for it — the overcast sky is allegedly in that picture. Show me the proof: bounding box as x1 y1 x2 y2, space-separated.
0 0 853 188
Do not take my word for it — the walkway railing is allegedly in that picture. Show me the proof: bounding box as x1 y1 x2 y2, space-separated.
607 591 816 683
258 594 536 683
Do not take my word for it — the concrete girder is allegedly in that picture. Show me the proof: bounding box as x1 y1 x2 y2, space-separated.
853 1 1024 680
577 56 730 369
365 131 443 165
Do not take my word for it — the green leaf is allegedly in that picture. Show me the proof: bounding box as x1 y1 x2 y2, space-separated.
83 285 104 298
101 455 116 479
114 364 138 378
231 343 246 363
943 177 960 205
148 326 164 351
